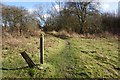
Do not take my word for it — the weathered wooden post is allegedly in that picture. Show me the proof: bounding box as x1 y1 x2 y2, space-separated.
20 51 35 68
40 33 44 64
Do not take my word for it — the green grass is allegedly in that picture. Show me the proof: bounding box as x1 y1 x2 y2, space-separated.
65 38 119 78
1 34 120 78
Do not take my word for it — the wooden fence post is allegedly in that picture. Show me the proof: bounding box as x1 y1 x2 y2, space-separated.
20 51 35 68
40 34 44 64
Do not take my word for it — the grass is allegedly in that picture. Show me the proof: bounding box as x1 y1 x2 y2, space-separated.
66 37 119 78
1 34 120 78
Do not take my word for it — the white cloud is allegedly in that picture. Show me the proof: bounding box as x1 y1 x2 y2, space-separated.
52 4 63 12
42 14 51 19
101 3 110 11
100 0 119 12
28 8 34 13
100 0 120 2
54 5 60 12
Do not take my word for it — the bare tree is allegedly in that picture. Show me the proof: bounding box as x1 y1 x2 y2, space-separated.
66 1 100 33
33 4 48 28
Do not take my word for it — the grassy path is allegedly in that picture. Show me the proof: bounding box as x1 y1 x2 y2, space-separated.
46 37 119 78
1 35 120 78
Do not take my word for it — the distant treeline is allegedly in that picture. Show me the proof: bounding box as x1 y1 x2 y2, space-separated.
1 2 120 35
